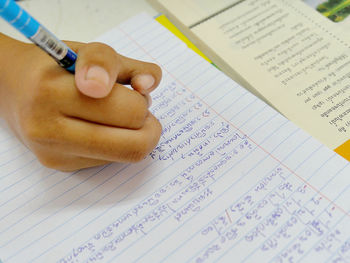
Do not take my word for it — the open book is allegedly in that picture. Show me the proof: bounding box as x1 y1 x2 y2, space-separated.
148 0 350 161
0 13 350 263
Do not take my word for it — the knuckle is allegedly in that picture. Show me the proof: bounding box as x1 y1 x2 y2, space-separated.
86 42 116 57
79 42 119 73
20 116 44 142
34 81 53 102
28 73 63 106
20 114 62 144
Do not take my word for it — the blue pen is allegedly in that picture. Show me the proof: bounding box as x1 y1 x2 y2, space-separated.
0 0 76 72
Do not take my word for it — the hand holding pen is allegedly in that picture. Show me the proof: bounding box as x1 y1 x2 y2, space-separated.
0 0 162 171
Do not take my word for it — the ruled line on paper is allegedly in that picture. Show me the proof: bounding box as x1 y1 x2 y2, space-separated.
0 169 56 208
219 161 350 263
21 88 271 262
54 17 348 262
104 126 304 260
113 131 314 263
274 192 350 262
131 134 333 263
162 158 349 263
187 157 345 263
0 158 39 193
0 14 349 263
53 105 288 263
324 234 350 262
44 19 350 263
0 28 188 246
118 25 350 219
26 75 284 263
52 73 292 263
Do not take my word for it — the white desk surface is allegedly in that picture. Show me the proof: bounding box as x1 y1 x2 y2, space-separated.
0 0 157 42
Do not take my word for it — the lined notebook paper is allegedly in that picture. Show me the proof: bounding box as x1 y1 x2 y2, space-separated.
0 14 349 263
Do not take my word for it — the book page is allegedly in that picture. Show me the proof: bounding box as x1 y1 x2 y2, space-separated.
0 14 349 263
189 0 350 157
149 0 350 160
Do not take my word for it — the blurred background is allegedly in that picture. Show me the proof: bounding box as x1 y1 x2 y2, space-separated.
0 0 157 42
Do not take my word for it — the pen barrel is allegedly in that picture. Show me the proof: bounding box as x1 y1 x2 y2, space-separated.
30 25 77 70
0 0 39 38
0 0 76 72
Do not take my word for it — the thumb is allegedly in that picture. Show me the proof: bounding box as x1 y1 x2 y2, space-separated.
73 42 120 98
70 41 162 99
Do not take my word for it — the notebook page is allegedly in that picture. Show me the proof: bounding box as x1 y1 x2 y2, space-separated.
0 13 349 263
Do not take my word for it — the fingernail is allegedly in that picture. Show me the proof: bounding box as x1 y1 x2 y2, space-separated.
85 65 110 87
137 74 155 92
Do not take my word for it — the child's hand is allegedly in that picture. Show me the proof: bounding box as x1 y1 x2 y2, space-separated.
0 34 162 171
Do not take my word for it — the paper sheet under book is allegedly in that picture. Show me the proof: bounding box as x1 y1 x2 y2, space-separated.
0 13 349 263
